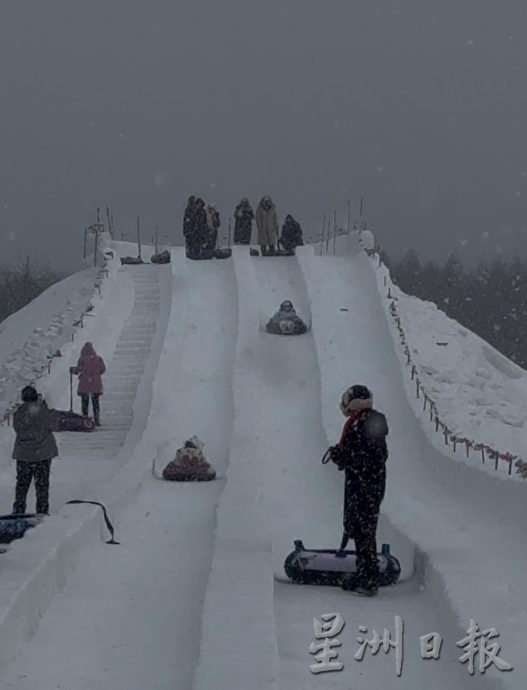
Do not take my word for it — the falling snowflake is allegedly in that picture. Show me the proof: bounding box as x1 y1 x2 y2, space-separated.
154 173 166 188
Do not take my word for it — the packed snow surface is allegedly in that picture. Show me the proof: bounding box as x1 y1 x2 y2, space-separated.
0 235 522 689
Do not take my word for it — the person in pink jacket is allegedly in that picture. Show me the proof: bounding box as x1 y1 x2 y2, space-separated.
70 342 106 426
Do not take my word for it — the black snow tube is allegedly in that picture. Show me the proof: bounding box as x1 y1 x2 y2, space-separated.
162 468 217 482
0 514 43 544
283 540 401 588
120 256 144 265
265 319 308 335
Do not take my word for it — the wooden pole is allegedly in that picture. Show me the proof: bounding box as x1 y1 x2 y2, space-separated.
325 213 330 255
228 217 232 248
93 228 99 267
97 207 100 224
319 214 326 255
333 209 337 254
137 217 142 259
106 206 111 235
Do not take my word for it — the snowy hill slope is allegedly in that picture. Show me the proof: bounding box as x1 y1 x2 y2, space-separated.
0 267 98 416
0 236 523 689
374 261 527 474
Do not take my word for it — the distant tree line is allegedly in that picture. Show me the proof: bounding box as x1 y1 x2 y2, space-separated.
0 257 63 323
383 250 527 369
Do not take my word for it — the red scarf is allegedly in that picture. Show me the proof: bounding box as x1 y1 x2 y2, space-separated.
338 409 366 448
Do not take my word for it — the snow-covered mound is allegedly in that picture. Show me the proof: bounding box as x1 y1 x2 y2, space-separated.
375 260 527 472
0 268 98 416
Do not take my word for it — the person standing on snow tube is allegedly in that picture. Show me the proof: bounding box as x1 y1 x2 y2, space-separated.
266 300 307 335
328 385 388 597
70 342 106 426
279 214 304 254
12 386 58 516
233 197 254 244
256 195 279 255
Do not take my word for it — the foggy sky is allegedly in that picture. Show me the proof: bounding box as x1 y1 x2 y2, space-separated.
1 0 527 271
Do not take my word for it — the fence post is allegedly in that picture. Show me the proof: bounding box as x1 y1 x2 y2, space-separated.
137 217 142 259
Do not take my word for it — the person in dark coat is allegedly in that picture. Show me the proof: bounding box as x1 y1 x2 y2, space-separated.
328 384 388 596
185 198 208 259
279 214 304 254
265 300 308 335
183 196 196 235
233 198 254 244
70 342 106 426
12 386 59 515
183 196 201 259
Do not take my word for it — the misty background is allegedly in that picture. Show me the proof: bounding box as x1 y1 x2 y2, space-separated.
1 0 526 272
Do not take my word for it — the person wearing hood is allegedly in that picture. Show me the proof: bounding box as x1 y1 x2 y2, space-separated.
183 196 196 240
12 385 58 515
328 385 389 597
70 342 106 426
279 214 304 254
186 198 208 259
265 300 307 335
183 197 205 259
233 198 254 244
255 195 279 255
205 204 221 251
162 436 216 481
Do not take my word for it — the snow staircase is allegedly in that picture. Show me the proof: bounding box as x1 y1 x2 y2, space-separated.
57 267 161 459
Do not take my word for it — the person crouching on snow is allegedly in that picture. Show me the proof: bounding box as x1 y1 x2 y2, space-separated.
162 436 216 481
328 385 389 596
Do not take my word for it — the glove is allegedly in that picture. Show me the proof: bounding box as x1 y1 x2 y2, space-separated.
69 367 76 374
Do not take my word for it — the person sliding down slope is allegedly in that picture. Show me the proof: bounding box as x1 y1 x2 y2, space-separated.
328 385 389 597
162 436 216 481
265 300 308 335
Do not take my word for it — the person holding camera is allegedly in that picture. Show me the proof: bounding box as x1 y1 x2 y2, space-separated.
12 386 58 515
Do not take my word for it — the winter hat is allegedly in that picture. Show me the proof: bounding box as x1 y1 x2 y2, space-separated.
280 300 294 312
185 435 204 450
21 385 38 403
340 385 373 417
